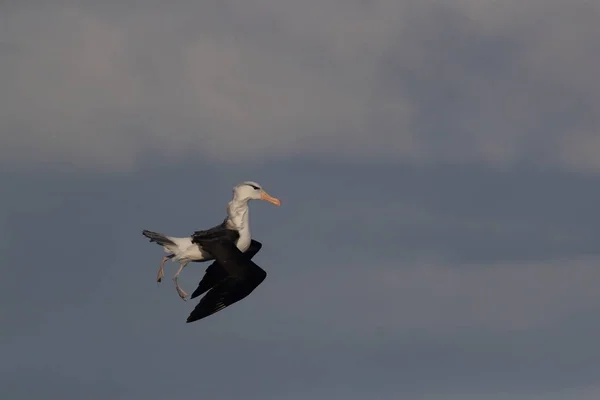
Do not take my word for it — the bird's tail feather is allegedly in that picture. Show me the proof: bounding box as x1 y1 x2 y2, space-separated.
142 230 176 247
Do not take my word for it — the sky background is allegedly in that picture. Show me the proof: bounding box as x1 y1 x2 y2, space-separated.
2 1 600 399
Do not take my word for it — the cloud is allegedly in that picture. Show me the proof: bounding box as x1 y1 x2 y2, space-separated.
404 385 600 400
2 165 600 398
260 256 600 337
4 160 600 338
1 368 125 400
1 1 599 172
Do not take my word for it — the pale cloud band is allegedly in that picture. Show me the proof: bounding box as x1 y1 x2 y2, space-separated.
1 0 599 172
265 256 600 335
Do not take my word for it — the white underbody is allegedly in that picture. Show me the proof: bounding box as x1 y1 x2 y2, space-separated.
162 199 251 264
161 230 251 263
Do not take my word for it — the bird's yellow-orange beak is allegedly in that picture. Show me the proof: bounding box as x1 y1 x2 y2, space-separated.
260 190 281 206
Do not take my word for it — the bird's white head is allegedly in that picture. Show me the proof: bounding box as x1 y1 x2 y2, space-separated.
232 181 281 206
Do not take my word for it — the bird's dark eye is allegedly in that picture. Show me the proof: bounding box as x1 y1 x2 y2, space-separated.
247 184 260 190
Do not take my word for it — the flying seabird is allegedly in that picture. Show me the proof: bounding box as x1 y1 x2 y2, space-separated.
142 181 280 300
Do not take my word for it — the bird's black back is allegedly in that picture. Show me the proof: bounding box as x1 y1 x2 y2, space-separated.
190 218 239 244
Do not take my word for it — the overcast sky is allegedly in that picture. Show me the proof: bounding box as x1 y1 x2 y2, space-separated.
2 1 600 399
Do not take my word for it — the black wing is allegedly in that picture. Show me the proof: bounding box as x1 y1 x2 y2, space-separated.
186 238 267 323
190 239 263 299
191 219 238 244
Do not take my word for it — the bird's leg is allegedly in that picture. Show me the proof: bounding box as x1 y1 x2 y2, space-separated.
173 262 189 300
157 254 174 284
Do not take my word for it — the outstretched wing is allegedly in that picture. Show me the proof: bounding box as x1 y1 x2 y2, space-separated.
186 238 267 323
190 240 263 299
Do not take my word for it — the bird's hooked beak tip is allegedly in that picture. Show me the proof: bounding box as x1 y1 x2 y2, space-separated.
261 190 281 206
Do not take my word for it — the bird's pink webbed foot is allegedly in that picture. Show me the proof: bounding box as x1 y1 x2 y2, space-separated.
174 281 189 300
172 261 189 301
157 255 174 284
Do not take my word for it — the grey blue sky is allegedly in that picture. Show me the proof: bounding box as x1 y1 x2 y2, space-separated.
2 1 600 399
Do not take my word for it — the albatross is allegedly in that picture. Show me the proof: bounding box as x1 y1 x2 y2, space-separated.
142 181 280 301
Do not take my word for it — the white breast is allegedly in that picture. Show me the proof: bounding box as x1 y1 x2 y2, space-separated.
227 201 252 252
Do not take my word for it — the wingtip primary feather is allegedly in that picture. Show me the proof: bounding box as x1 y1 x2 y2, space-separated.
186 315 197 323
